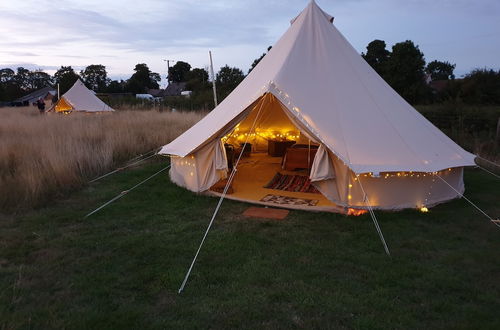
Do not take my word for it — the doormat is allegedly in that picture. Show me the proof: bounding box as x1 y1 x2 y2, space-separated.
264 173 319 193
260 194 318 206
210 178 234 194
242 206 289 220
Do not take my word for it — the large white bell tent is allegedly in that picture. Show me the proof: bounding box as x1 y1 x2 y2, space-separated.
159 1 476 213
52 79 114 113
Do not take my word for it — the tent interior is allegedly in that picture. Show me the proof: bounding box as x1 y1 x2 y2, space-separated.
54 97 73 113
208 93 349 213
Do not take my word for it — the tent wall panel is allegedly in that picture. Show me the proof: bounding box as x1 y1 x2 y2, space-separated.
345 167 464 210
170 139 228 192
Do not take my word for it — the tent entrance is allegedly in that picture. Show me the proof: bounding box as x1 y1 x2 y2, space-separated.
208 93 343 212
209 151 343 212
54 97 73 112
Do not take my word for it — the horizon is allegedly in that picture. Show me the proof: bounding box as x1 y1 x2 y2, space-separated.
1 0 499 86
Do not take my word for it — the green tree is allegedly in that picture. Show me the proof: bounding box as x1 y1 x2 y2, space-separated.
0 68 22 101
54 66 80 94
126 63 160 94
248 46 272 74
216 65 245 101
80 64 109 92
185 68 210 91
384 40 430 103
1 68 52 93
425 60 456 80
362 40 390 76
150 72 161 84
106 80 126 93
168 61 192 83
14 67 31 91
459 69 500 104
28 71 53 90
186 68 208 83
0 68 15 83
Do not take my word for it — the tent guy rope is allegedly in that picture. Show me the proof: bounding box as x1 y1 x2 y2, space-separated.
435 174 500 229
475 156 500 180
477 156 500 169
84 164 170 218
476 165 500 180
357 177 391 256
178 95 268 294
89 150 160 183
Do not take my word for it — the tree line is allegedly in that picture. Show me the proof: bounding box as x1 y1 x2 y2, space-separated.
361 39 500 105
0 63 163 102
1 38 500 106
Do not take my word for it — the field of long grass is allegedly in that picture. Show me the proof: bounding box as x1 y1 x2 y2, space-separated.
0 106 204 211
1 104 499 212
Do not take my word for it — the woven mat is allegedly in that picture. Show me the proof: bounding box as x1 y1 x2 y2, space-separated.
264 173 319 194
260 194 318 206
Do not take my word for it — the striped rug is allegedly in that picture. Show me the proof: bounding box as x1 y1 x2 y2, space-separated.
264 173 320 194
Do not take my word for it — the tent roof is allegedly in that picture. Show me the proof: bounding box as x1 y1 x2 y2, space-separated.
159 0 475 174
58 80 114 112
14 86 55 103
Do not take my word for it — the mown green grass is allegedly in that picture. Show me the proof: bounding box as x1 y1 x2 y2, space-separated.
1 161 499 329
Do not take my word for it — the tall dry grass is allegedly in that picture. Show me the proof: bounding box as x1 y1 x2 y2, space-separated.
0 106 205 211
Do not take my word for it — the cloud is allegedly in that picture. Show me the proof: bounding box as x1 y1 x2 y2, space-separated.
0 0 499 79
0 63 63 71
0 51 39 57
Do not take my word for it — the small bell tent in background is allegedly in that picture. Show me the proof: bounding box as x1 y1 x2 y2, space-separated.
50 79 114 113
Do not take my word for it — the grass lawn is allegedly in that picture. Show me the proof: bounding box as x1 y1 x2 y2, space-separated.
1 161 499 329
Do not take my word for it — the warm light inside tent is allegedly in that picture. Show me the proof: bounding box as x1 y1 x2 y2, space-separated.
357 169 447 179
420 207 429 213
55 97 73 112
347 208 368 216
223 129 300 143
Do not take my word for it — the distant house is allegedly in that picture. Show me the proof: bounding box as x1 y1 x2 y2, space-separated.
164 82 187 97
147 82 188 98
146 89 164 98
12 86 56 106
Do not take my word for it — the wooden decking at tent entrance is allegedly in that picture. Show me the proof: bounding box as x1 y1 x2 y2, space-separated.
206 152 345 214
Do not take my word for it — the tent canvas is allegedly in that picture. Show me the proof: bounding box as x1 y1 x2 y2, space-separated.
52 79 114 113
159 0 476 212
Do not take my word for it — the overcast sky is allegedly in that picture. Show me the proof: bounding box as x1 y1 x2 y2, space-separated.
1 0 499 86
